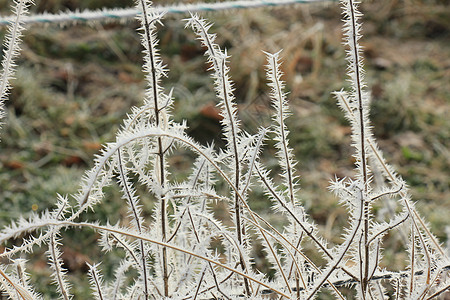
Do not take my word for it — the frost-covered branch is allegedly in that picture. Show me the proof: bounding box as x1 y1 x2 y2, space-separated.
0 0 33 138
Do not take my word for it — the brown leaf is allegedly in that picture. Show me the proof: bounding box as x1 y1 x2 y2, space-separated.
83 141 102 151
5 160 24 170
200 103 223 121
62 155 83 166
61 247 91 273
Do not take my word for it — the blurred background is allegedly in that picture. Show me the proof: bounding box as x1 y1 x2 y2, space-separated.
0 0 448 297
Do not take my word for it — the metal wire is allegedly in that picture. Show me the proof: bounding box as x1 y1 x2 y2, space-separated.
0 0 333 27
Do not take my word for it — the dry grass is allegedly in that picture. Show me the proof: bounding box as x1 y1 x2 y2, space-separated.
0 0 448 297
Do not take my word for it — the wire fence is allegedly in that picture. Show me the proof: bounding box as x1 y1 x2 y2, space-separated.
0 0 333 27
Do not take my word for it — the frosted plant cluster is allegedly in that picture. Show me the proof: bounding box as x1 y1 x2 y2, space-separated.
0 0 448 299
